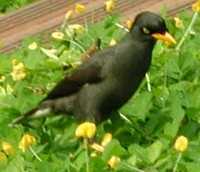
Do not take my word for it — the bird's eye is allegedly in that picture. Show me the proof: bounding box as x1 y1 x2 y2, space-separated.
142 27 150 34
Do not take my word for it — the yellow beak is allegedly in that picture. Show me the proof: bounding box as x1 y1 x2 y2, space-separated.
152 32 176 46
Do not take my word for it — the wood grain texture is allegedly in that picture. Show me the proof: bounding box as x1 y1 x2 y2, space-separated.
0 0 195 53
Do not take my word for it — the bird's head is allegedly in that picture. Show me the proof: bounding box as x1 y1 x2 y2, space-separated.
130 11 176 46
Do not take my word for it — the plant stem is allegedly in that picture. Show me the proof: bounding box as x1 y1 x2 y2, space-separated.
70 40 86 52
173 153 182 172
115 23 129 32
145 73 152 92
29 146 42 162
176 12 199 51
61 19 67 30
119 112 132 124
84 138 90 172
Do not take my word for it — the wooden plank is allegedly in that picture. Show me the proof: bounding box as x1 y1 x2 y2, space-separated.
0 0 195 53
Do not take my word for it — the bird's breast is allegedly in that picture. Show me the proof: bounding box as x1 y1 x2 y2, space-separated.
99 76 142 113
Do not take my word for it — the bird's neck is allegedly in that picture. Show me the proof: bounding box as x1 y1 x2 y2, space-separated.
113 36 154 80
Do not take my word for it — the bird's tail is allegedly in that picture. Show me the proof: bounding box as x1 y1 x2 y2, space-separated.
9 95 76 127
9 106 52 127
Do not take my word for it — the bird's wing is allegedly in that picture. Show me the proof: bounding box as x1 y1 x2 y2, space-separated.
45 46 116 100
45 61 103 99
10 61 103 126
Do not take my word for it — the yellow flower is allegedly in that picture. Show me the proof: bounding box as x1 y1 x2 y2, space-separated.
101 133 112 147
28 42 38 50
65 10 73 21
105 0 115 13
108 155 121 169
0 152 7 161
51 31 65 40
192 0 200 12
90 133 112 153
90 143 104 152
19 134 36 152
109 39 117 46
2 142 14 155
174 135 188 152
11 59 26 81
174 17 184 29
75 3 86 14
75 122 96 139
68 24 85 34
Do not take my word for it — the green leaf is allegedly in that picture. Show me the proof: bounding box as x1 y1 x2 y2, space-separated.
164 90 185 138
128 144 149 164
90 156 107 172
102 139 127 161
73 150 86 171
165 55 181 80
146 140 163 164
186 163 200 172
40 47 59 61
120 91 153 121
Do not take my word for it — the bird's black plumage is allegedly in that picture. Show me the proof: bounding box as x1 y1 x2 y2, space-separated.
11 11 172 125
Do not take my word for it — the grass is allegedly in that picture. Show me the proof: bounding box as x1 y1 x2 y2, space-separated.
0 0 37 14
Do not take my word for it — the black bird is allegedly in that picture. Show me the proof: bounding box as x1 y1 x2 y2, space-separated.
11 11 176 125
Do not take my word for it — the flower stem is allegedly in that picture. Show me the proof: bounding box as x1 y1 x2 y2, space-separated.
176 12 199 51
29 146 42 162
145 73 151 92
173 153 182 172
84 138 90 172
